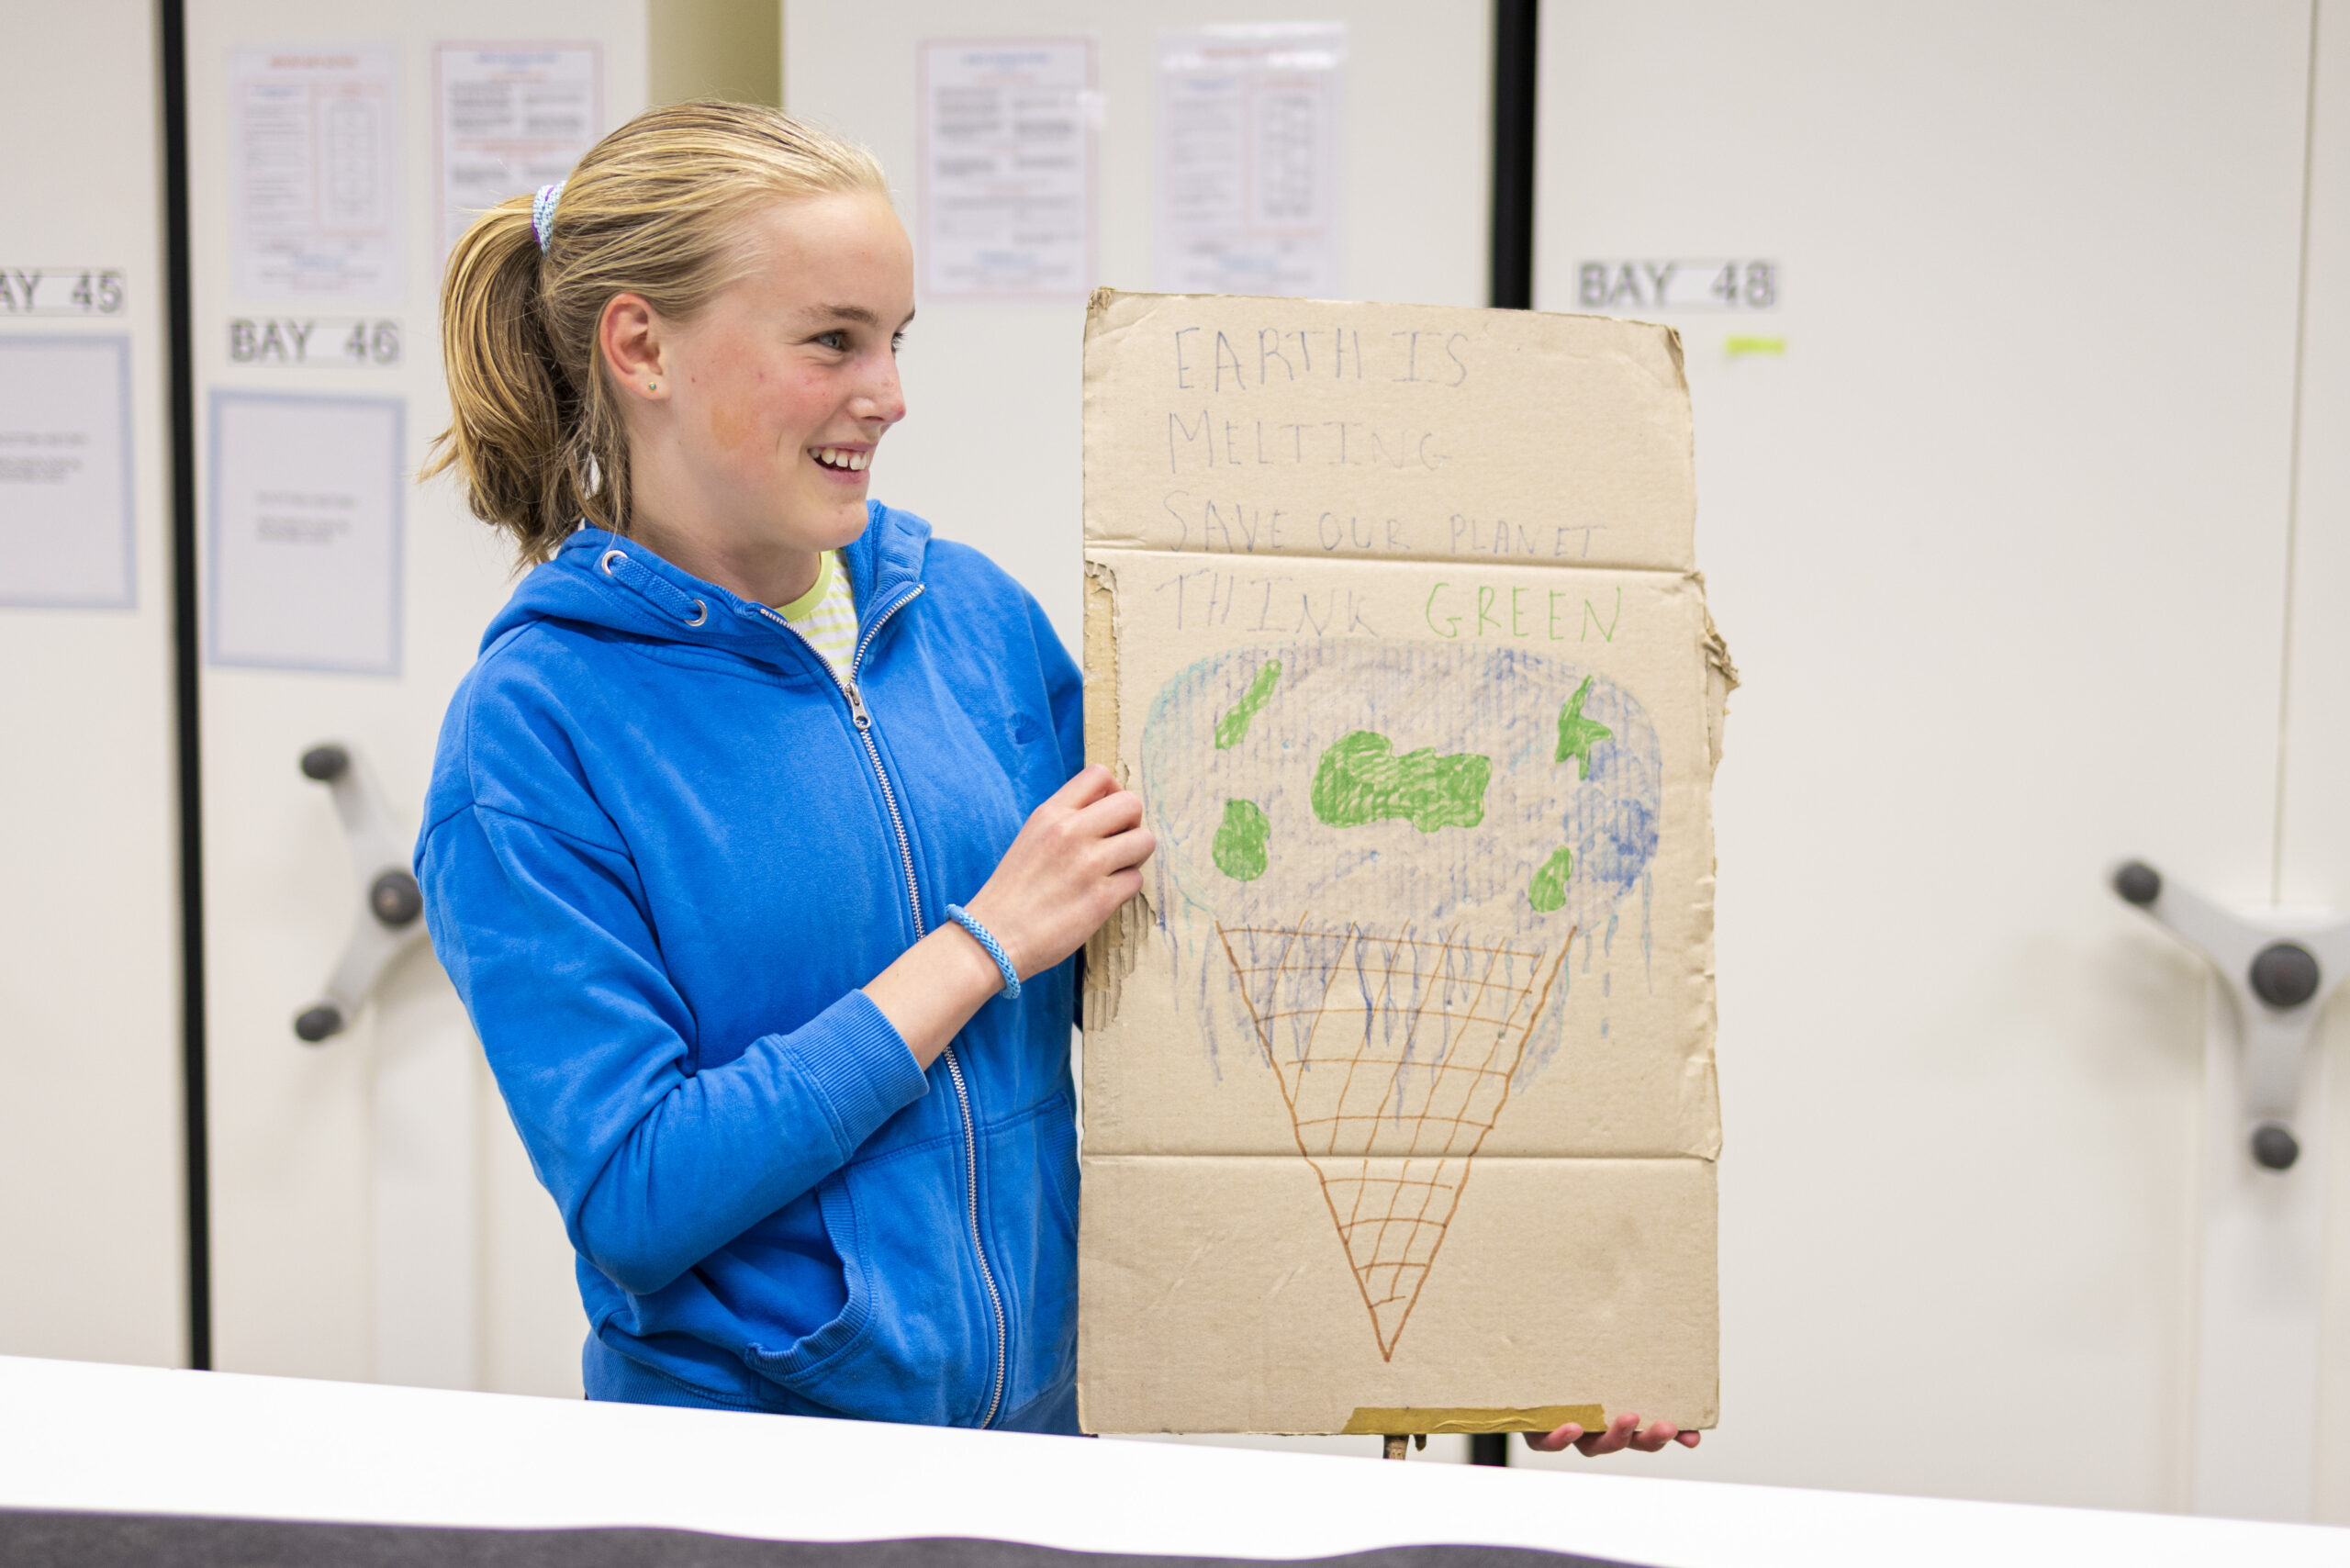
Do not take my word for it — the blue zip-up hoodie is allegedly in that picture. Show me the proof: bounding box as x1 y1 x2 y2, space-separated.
415 503 1084 1430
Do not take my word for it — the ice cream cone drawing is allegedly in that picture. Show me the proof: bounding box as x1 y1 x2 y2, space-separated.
1215 918 1572 1357
1144 641 1664 1361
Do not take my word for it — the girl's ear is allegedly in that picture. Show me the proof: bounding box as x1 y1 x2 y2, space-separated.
599 292 668 399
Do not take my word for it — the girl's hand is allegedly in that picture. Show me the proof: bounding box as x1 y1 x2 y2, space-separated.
1526 1412 1700 1455
864 766 1149 1069
964 765 1155 977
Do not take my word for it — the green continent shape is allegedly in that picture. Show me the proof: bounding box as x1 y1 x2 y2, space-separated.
1214 660 1282 749
1555 676 1614 780
1311 731 1491 833
1528 846 1574 913
1213 799 1271 880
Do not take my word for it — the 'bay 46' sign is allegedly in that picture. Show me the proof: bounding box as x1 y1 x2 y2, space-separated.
228 318 401 367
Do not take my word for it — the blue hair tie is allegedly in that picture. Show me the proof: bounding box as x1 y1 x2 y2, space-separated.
531 180 566 254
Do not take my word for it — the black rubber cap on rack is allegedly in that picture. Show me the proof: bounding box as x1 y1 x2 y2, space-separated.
2249 941 2321 1009
2252 1122 2300 1171
2112 861 2161 906
370 869 424 928
293 1004 343 1044
300 744 350 782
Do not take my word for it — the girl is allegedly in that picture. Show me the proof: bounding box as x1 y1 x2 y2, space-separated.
420 101 1145 1432
422 100 1690 1457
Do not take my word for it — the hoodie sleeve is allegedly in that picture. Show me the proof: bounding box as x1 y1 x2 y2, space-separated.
420 767 929 1299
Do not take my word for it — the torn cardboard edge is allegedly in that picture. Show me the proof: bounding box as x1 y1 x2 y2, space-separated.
1081 557 1146 1030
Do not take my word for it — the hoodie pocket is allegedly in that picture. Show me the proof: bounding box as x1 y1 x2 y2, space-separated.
733 1169 877 1381
741 1135 998 1427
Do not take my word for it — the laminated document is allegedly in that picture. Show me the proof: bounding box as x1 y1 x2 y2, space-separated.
0 336 133 609
1153 27 1344 298
208 391 404 675
918 38 1095 300
229 46 404 304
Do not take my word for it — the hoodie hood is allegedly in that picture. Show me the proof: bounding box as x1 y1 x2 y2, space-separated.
479 500 933 657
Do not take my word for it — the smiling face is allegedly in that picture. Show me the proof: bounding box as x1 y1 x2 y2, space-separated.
601 190 915 601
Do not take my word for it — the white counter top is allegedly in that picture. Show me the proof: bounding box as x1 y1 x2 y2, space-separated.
1 1356 2343 1566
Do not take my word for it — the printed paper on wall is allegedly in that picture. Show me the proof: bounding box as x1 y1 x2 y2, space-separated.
1154 26 1344 298
0 335 134 609
208 390 404 676
229 46 404 304
919 38 1095 301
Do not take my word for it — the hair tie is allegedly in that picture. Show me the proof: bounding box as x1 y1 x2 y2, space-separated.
945 904 1022 1001
531 180 566 254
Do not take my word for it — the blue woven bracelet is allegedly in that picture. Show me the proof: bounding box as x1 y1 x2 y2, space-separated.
945 903 1021 1001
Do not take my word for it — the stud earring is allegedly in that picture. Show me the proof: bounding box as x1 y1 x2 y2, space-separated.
647 380 659 392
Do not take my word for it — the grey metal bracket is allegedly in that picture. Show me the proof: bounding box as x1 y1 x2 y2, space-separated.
292 743 428 1044
2111 859 2349 1170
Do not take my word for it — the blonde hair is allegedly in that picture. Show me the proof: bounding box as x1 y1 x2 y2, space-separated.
427 100 889 563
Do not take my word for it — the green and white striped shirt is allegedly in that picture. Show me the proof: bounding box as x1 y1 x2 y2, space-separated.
777 550 858 682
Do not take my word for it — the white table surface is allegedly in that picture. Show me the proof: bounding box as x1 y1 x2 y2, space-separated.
2 1355 2344 1566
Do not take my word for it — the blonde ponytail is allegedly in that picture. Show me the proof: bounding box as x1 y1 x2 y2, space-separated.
427 101 889 564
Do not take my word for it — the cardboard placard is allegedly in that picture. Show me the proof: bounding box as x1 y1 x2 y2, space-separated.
1077 290 1730 1435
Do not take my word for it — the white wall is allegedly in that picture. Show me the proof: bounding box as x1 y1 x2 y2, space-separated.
1529 0 2329 1515
8 0 2340 1515
2282 0 2350 1520
0 0 186 1369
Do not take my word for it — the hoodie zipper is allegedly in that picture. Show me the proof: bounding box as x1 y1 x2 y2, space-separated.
757 583 1011 1431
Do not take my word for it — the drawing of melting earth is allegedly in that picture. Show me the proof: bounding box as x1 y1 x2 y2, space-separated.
1140 641 1662 1359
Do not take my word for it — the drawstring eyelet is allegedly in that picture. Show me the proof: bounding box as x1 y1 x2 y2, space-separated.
686 599 708 628
599 548 627 577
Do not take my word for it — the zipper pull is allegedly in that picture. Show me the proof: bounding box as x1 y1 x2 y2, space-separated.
845 681 872 730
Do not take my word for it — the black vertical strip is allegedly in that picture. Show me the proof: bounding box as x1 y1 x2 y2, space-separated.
1490 0 1539 309
1471 0 1540 1470
158 0 210 1372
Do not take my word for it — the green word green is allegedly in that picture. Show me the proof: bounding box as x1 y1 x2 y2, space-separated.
1528 846 1574 913
1424 581 1623 643
1311 732 1491 833
1554 677 1613 779
1213 799 1271 880
1214 660 1282 749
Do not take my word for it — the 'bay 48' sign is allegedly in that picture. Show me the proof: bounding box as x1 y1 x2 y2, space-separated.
1576 258 1778 313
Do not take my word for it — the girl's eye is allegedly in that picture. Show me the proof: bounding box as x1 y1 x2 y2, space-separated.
890 332 906 354
815 330 848 352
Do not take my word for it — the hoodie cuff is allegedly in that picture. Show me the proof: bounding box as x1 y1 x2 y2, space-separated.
774 990 930 1155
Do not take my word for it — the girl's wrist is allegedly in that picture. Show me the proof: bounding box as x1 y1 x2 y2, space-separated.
936 913 1013 1002
957 894 1025 979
